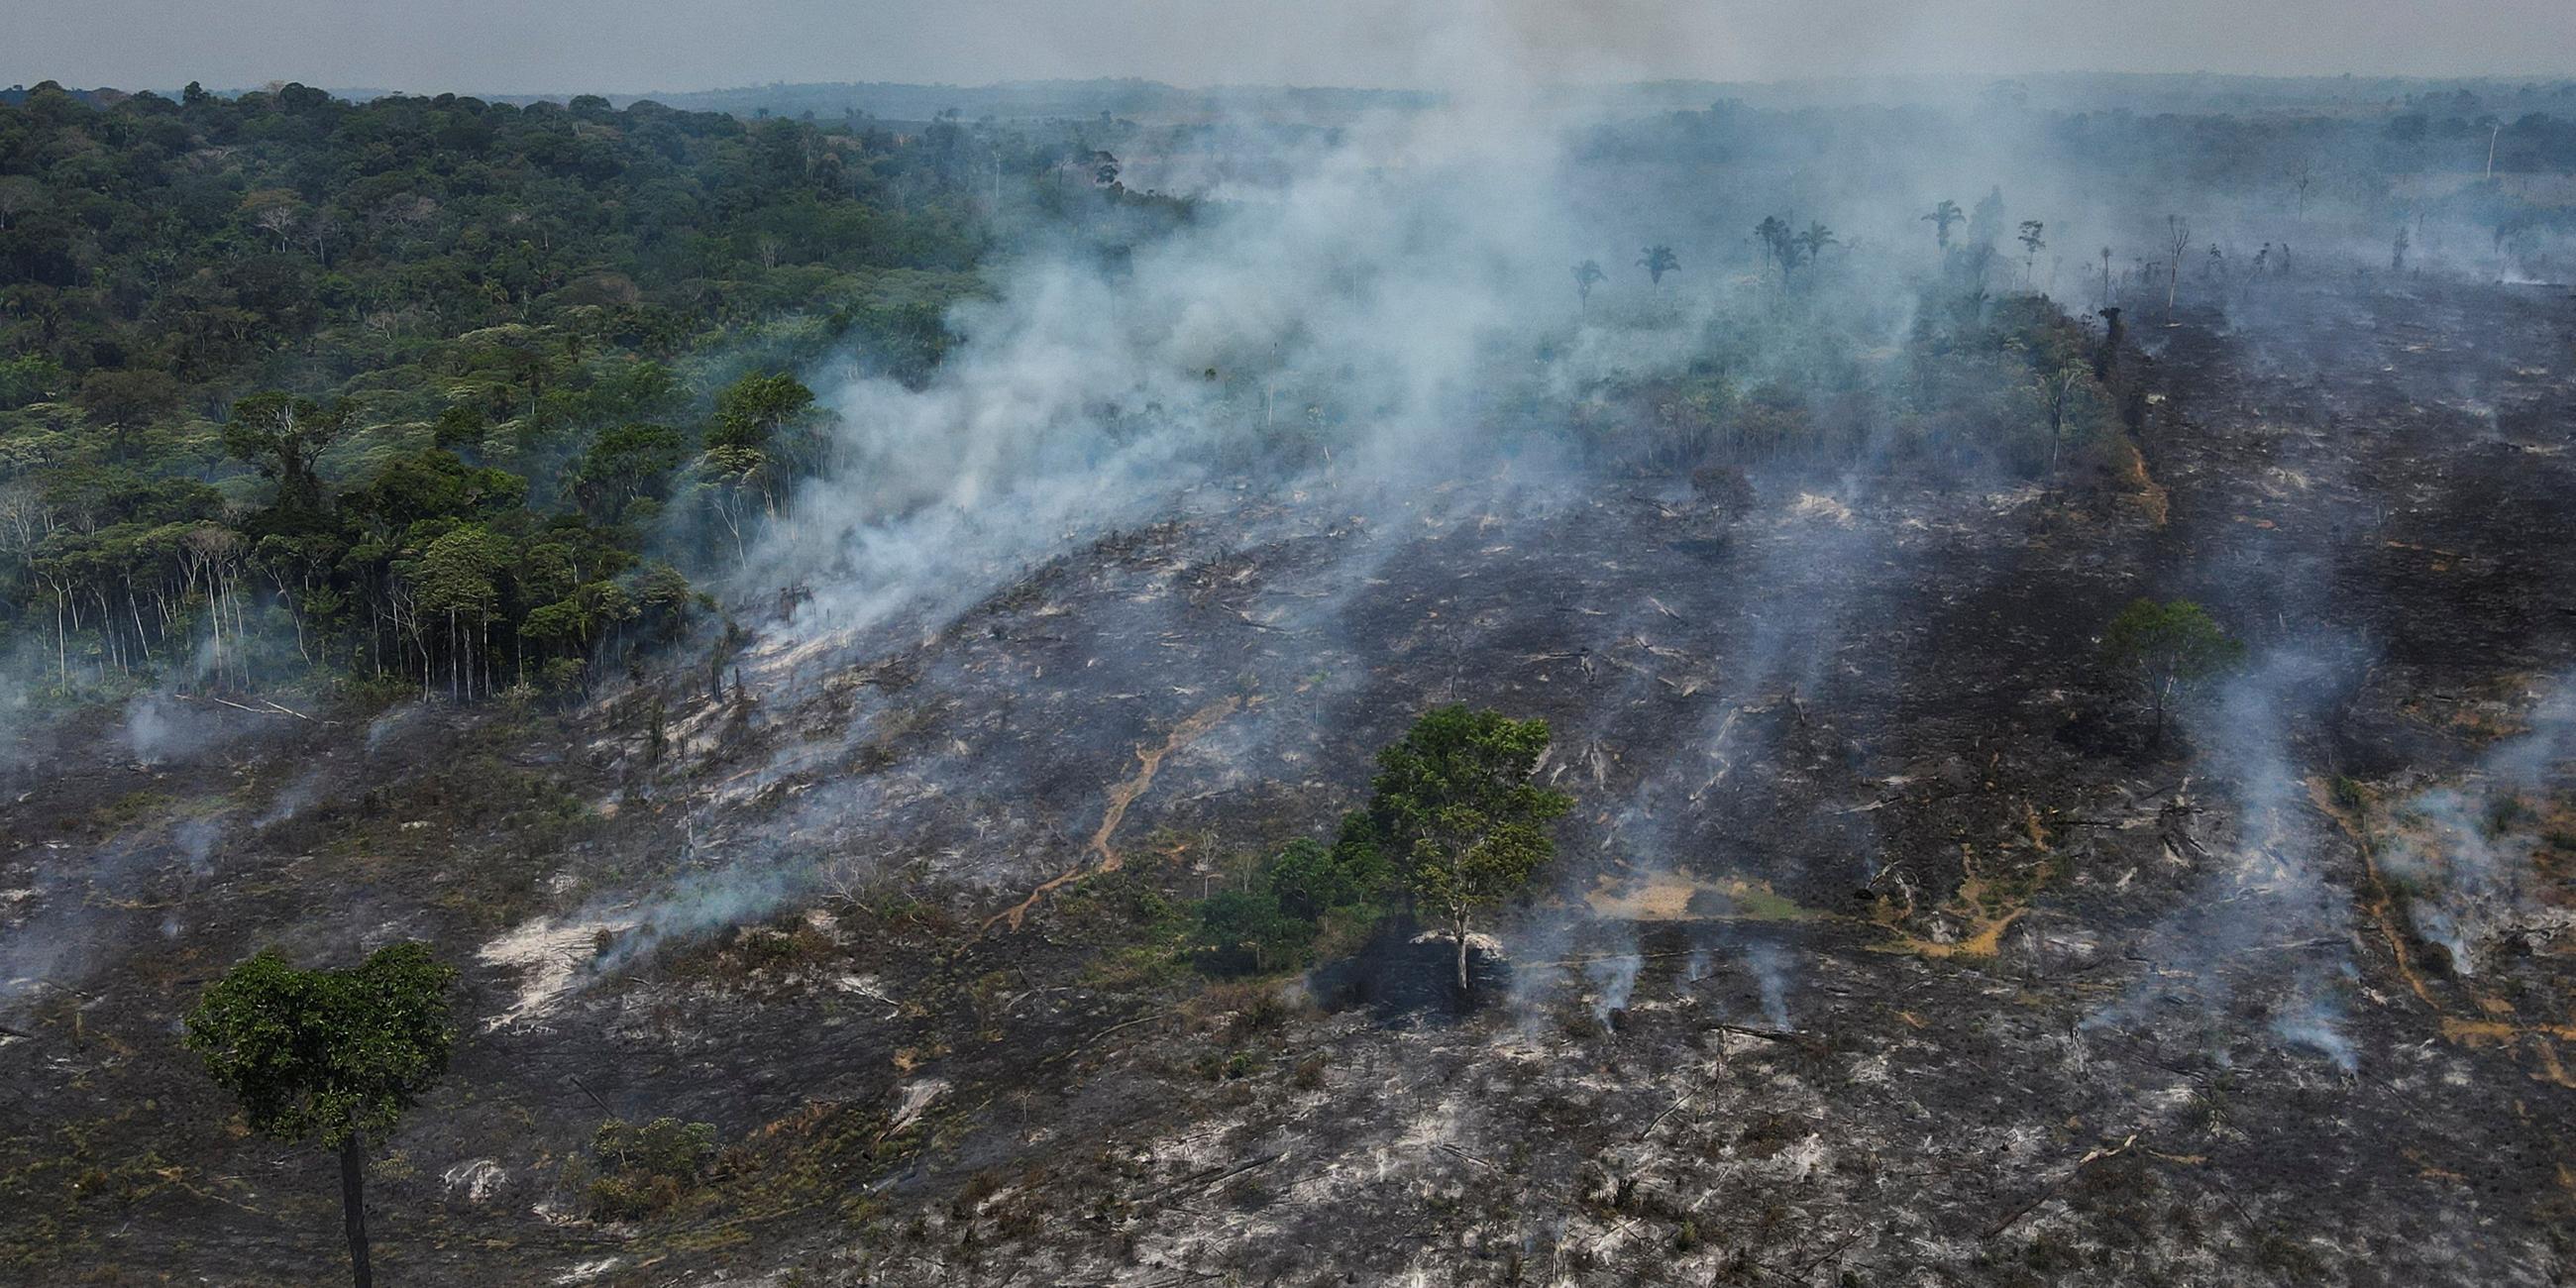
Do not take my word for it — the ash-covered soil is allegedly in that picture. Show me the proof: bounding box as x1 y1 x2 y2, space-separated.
6 277 2576 1286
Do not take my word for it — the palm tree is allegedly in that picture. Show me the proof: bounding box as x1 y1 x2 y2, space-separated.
1798 221 1838 265
1755 216 1799 279
1922 199 1964 251
1572 259 1606 311
1638 246 1679 286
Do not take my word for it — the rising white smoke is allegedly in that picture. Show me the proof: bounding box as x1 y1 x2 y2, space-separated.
2378 677 2576 975
732 18 1716 655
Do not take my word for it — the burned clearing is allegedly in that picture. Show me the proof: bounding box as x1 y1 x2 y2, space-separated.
5 268 2574 1286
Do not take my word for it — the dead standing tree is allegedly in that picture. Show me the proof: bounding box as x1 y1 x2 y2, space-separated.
2164 215 2193 320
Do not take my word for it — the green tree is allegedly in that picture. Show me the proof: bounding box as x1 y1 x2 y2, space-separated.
1340 706 1572 998
430 404 485 451
707 371 816 453
2101 598 2243 742
573 423 686 522
586 1117 718 1218
1193 836 1387 975
74 369 183 456
409 524 510 698
1197 888 1310 974
183 943 458 1288
0 351 63 407
1265 835 1381 924
223 391 356 514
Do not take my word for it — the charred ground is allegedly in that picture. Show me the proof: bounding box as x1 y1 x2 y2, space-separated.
6 275 2576 1286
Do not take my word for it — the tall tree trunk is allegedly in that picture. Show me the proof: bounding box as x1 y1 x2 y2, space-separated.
339 1131 373 1288
1452 912 1471 1000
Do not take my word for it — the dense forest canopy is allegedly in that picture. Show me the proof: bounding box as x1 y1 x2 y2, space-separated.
0 80 1183 699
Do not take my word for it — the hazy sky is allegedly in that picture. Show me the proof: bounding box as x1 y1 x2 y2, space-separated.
6 0 2572 95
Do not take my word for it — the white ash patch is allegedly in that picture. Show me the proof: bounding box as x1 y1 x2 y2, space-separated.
740 624 855 682
1139 1120 1234 1181
1763 1132 1832 1182
833 973 901 1013
1994 1123 2052 1165
1846 1052 1893 1086
2504 906 2576 952
1983 483 2046 512
887 1078 949 1135
1407 927 1504 958
474 912 637 1031
1787 492 1855 525
552 1257 620 1284
2036 930 2100 966
441 1157 504 1204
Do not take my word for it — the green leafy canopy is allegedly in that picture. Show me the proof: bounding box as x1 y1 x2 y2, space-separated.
1342 704 1573 925
2102 597 2244 690
182 942 458 1147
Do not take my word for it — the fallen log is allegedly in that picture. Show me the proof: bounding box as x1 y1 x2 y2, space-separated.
1710 1022 1807 1044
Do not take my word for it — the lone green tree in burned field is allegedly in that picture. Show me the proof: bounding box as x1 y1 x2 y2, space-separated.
184 943 458 1288
1337 706 1573 999
2101 598 2244 745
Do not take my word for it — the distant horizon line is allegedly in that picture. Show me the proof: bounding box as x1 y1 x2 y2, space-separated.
12 68 2576 106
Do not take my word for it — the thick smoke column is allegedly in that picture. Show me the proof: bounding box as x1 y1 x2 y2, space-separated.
743 95 1599 649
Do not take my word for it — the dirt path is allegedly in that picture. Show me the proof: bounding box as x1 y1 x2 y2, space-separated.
982 697 1239 932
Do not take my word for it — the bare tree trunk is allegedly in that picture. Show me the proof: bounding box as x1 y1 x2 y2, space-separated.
340 1132 373 1288
1452 912 1471 999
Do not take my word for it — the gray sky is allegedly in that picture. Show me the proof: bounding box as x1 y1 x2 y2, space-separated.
6 0 2571 95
